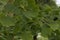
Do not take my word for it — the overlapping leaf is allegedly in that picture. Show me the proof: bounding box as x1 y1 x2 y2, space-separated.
0 14 17 27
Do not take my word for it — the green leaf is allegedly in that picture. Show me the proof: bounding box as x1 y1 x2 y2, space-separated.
3 3 15 12
21 31 33 40
0 14 17 27
0 0 8 10
50 23 60 31
41 24 52 37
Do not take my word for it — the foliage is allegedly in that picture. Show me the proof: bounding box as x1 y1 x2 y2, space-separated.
0 0 60 40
